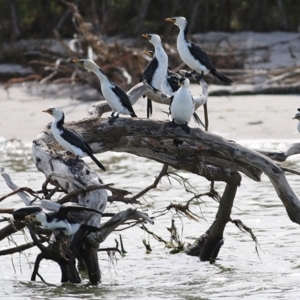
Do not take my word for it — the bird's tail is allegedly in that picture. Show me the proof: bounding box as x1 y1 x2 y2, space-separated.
80 224 101 232
89 154 106 172
211 70 233 84
193 112 205 128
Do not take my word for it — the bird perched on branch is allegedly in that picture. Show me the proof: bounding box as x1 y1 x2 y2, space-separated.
143 50 205 129
143 50 181 96
169 77 203 146
165 16 233 84
73 59 137 125
13 202 103 236
141 34 168 118
43 107 106 172
293 108 300 132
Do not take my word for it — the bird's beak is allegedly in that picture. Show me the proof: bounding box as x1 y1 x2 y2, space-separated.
165 17 175 23
142 34 151 40
143 50 153 58
73 59 83 66
42 109 52 115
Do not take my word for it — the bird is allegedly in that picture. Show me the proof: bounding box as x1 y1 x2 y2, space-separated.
143 50 181 96
143 50 205 129
169 77 202 147
165 16 233 84
43 107 106 172
293 108 300 132
13 202 103 236
73 59 137 125
140 34 168 118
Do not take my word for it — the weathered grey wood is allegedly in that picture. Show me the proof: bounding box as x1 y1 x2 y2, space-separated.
38 116 300 225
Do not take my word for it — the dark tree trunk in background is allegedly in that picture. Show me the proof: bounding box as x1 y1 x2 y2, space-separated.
10 0 21 39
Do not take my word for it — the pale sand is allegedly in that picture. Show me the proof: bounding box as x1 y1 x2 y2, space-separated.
0 83 299 144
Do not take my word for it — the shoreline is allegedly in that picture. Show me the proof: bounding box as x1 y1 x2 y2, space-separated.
0 83 299 144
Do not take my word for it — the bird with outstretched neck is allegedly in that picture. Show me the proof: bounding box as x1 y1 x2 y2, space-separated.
165 16 233 84
43 107 106 172
73 59 137 125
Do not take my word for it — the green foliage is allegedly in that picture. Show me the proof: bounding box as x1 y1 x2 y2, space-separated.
0 0 299 42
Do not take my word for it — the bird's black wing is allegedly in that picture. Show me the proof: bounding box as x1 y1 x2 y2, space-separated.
13 206 42 221
57 202 103 219
167 70 181 93
188 42 215 71
111 84 136 116
169 95 174 114
61 128 93 155
140 57 159 84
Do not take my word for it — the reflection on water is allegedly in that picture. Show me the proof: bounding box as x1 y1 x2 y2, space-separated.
1 138 300 299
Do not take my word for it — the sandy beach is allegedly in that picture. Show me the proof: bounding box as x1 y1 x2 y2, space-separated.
0 82 299 145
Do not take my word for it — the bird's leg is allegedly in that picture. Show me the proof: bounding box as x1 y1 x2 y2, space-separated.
180 122 190 134
169 119 178 128
108 113 119 126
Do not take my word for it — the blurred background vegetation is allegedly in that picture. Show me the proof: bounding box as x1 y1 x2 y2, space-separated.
0 0 299 42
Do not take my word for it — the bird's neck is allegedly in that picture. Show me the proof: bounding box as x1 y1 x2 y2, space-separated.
52 114 64 131
94 67 109 85
178 24 189 44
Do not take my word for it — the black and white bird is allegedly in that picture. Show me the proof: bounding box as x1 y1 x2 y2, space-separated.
13 202 103 236
73 59 137 125
169 77 197 134
165 16 233 84
141 34 168 118
293 108 300 132
143 50 204 128
143 50 180 96
43 107 106 172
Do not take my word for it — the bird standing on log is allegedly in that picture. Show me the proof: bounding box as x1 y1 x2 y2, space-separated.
143 50 180 96
73 59 137 125
169 77 197 133
43 107 106 172
165 16 233 84
141 34 168 117
13 202 103 236
293 108 300 132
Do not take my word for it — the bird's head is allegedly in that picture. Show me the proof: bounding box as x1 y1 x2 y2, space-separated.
165 16 187 29
42 107 64 120
73 58 100 73
293 108 300 120
142 34 162 46
179 77 190 88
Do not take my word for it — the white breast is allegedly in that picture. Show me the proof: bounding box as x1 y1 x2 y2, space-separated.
151 47 168 89
170 88 194 124
177 32 209 74
101 81 131 115
51 123 85 156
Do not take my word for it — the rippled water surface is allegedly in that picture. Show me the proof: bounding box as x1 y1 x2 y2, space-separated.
1 90 300 299
1 138 300 300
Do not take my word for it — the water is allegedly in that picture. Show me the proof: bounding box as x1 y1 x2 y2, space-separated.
1 88 300 299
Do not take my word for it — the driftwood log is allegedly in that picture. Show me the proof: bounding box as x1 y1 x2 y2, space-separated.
2 79 300 284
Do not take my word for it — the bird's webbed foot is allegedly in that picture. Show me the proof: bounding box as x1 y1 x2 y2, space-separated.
180 123 190 134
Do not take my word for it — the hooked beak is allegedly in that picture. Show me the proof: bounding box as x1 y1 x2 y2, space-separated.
165 18 176 23
42 109 52 115
143 50 154 58
142 34 151 40
73 59 84 66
